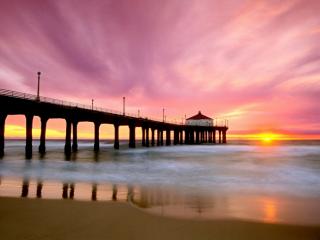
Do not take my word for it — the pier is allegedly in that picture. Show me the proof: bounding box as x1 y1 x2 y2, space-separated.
0 89 228 158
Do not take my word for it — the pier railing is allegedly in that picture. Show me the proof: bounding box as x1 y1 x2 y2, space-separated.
0 88 228 127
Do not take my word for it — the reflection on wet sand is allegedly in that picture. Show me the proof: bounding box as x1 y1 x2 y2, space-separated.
21 179 29 198
2 179 132 202
262 198 277 223
36 181 43 198
1 177 320 225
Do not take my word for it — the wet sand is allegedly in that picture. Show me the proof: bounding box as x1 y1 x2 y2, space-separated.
0 197 319 240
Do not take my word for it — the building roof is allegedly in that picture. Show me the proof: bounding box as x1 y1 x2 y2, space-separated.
186 111 212 120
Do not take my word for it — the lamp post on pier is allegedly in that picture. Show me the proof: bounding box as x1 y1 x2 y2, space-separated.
123 97 126 115
36 72 41 101
91 99 94 110
163 108 165 122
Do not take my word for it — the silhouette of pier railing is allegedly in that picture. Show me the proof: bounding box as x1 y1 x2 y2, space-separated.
0 88 227 127
0 88 137 118
0 88 228 159
0 89 176 124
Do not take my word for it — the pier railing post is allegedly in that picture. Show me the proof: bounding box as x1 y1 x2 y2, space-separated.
0 113 7 157
129 123 136 148
72 121 78 152
114 123 120 149
94 122 100 152
25 114 33 159
64 119 72 155
39 117 48 154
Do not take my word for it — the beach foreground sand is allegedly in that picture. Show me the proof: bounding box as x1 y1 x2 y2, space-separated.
0 197 319 240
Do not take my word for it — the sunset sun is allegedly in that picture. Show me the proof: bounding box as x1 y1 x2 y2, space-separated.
259 133 280 142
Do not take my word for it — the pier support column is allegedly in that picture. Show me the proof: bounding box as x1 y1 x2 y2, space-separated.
39 117 48 154
145 127 150 147
0 114 7 157
196 130 200 144
156 129 160 146
166 129 171 146
160 130 164 146
208 131 213 143
173 130 178 145
64 119 72 155
213 130 216 144
151 128 155 146
142 127 146 146
72 121 78 152
114 123 119 149
94 122 100 152
179 130 183 144
25 114 33 159
185 130 189 144
218 130 222 144
190 131 195 144
129 123 136 148
223 130 227 144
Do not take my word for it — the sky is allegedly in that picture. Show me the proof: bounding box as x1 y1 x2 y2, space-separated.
0 0 320 139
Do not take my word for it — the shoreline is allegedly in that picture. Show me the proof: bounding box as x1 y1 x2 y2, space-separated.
0 197 319 240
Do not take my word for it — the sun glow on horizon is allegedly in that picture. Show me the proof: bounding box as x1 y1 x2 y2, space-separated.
226 132 308 141
259 133 281 142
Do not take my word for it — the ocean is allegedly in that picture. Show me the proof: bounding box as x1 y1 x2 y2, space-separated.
1 139 320 225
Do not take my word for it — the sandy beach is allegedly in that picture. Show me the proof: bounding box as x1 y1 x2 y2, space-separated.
0 197 319 240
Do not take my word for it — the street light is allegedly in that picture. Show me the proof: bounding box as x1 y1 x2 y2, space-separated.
123 97 125 115
36 72 41 101
92 99 94 110
138 109 140 118
163 108 165 122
